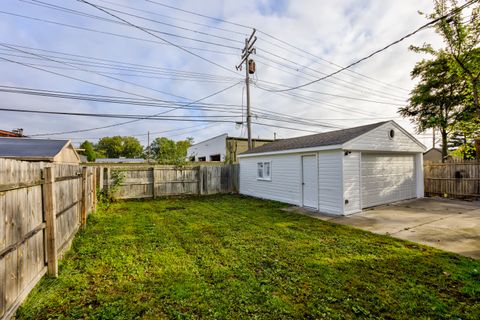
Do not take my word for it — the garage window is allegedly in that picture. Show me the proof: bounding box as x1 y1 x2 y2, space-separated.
257 161 271 180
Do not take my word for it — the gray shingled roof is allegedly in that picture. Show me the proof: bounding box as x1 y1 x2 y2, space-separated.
0 137 70 159
241 121 388 155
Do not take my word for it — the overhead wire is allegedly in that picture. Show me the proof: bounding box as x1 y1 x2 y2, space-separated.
97 0 247 36
144 0 252 30
0 43 195 101
19 0 242 50
26 81 242 136
77 0 239 76
253 57 407 102
0 11 238 56
257 0 478 92
142 0 416 96
0 44 241 82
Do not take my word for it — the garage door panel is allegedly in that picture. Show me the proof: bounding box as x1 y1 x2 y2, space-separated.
362 154 416 208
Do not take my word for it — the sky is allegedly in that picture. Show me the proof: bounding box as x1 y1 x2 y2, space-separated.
0 0 452 148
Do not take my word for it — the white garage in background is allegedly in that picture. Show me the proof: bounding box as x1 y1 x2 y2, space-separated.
238 121 426 215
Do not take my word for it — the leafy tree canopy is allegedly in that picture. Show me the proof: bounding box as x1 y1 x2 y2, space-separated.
150 137 193 165
96 136 143 159
399 53 466 159
79 140 96 162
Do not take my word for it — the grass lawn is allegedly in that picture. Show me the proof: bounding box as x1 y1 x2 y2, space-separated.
17 195 479 319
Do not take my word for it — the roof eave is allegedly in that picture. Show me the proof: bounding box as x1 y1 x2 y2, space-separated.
0 155 54 161
238 144 343 158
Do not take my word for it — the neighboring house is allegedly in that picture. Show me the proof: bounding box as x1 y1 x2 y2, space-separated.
95 157 146 164
0 129 24 137
0 137 81 164
238 121 426 216
423 148 443 162
188 133 274 163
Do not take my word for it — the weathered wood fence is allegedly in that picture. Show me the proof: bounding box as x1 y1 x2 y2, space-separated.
424 160 480 199
0 159 97 320
95 164 239 200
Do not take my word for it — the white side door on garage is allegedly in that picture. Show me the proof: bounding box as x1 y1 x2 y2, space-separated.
361 154 416 208
302 155 318 209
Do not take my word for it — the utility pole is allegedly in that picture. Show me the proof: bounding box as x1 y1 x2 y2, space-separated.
236 29 256 150
147 131 151 164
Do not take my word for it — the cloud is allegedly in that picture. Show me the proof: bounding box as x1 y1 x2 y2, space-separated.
0 0 448 147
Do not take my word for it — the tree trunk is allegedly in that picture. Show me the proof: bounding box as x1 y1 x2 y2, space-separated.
441 130 448 162
473 79 480 159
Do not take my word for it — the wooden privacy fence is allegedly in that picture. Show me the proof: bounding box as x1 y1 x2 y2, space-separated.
96 164 240 200
424 160 480 199
0 159 97 320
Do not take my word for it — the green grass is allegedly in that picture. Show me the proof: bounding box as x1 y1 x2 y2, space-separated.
17 195 480 319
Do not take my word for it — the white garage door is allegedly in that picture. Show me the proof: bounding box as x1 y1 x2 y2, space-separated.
361 154 416 208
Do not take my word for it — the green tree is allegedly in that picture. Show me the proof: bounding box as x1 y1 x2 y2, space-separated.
399 54 465 161
448 112 480 159
413 0 480 155
79 140 96 162
96 136 143 158
150 137 193 165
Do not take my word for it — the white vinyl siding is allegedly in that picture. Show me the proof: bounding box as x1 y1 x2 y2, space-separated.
343 152 361 214
361 154 416 208
187 134 227 162
318 151 343 214
344 123 424 153
240 154 301 205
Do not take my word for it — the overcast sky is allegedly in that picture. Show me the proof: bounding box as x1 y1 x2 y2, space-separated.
0 0 449 147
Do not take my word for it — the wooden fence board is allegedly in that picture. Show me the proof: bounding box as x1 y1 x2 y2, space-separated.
424 160 480 199
0 159 96 320
100 164 239 199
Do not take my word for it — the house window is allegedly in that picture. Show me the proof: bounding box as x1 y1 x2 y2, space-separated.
257 161 271 180
210 154 221 161
198 156 206 162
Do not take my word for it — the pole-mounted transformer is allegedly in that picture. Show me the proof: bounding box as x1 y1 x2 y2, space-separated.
248 59 256 74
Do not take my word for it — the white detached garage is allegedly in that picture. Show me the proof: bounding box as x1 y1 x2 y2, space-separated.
238 121 426 215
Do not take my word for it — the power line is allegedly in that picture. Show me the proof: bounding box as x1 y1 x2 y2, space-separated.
145 0 252 30
0 107 242 121
0 58 241 84
0 84 343 130
96 0 247 36
254 50 409 101
0 11 238 56
141 0 413 95
0 45 193 102
0 44 241 81
0 85 245 112
67 123 214 140
19 0 242 50
78 0 239 76
253 57 408 102
25 81 242 136
253 79 407 106
259 0 478 92
256 33 411 94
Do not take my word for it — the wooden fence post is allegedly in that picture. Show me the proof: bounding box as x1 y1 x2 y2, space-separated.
43 166 58 277
106 167 111 193
198 166 203 195
98 167 104 192
92 168 97 211
151 167 156 199
81 167 87 227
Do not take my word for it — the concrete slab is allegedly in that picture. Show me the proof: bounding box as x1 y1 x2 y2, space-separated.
288 198 480 259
